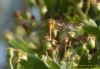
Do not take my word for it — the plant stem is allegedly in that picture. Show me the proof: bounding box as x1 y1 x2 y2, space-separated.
16 59 20 69
8 48 14 69
9 57 14 69
85 0 91 16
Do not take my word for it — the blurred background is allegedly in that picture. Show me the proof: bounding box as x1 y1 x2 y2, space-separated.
0 0 100 69
0 0 24 69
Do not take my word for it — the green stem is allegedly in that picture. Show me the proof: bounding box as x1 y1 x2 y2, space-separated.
8 48 14 69
9 57 14 69
16 59 20 69
85 0 91 16
77 8 86 20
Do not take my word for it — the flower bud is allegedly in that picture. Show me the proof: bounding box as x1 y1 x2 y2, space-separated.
52 29 58 38
7 48 14 58
68 31 75 38
44 41 53 50
86 37 95 50
26 11 31 19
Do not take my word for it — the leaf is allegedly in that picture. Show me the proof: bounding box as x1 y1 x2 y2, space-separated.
25 0 35 7
89 51 100 65
20 55 49 69
47 59 60 69
84 19 97 27
44 0 57 12
83 26 100 38
17 64 25 69
8 38 34 54
82 19 100 38
78 54 89 65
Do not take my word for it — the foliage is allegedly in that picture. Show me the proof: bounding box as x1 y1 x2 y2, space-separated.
5 0 100 69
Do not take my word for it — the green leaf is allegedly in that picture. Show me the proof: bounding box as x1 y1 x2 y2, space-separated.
83 19 100 38
47 59 60 69
89 50 100 65
8 38 34 54
84 19 97 27
83 26 100 38
20 55 49 69
17 64 25 69
25 0 35 7
44 0 57 12
78 54 89 65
